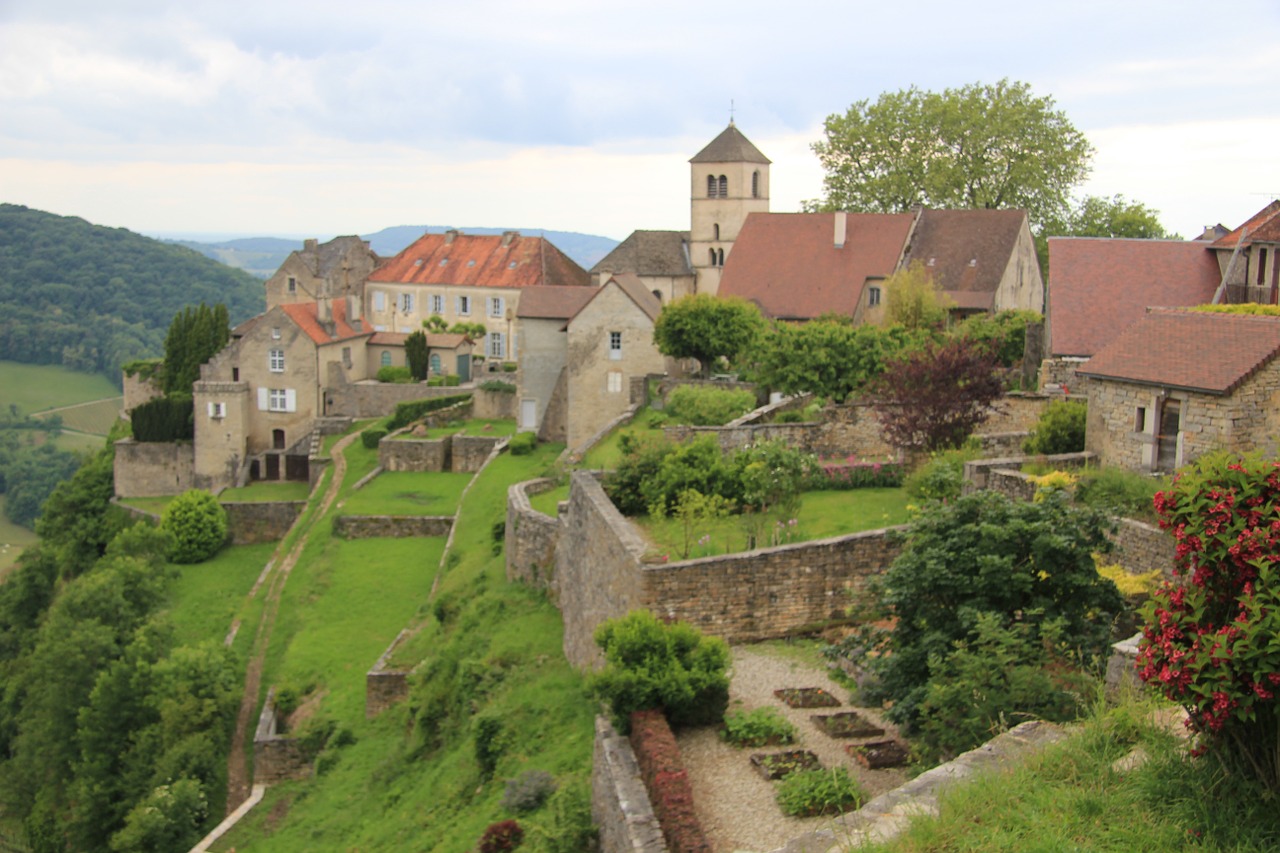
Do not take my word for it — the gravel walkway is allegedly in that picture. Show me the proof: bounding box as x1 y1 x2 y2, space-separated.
678 645 908 853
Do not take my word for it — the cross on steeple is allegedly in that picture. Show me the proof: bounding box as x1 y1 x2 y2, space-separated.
729 99 735 125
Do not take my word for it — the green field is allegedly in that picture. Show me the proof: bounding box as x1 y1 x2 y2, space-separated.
0 495 39 579
41 397 122 436
341 470 473 516
0 361 120 413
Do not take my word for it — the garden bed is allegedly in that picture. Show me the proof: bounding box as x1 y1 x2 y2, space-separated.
810 712 885 739
847 739 910 769
773 687 841 708
750 750 822 781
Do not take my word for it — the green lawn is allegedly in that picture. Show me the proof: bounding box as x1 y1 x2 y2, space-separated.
220 480 313 502
341 471 473 516
0 361 120 413
166 542 277 649
116 495 174 515
40 397 122 435
578 411 664 469
394 418 518 440
529 483 569 517
637 487 911 559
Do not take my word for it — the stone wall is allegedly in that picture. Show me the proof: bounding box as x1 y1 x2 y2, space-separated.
593 716 666 853
506 478 562 593
985 468 1040 502
122 369 163 414
1110 518 1175 579
253 688 311 783
113 439 195 498
981 393 1056 434
380 436 449 472
453 435 504 472
662 422 819 454
473 385 518 420
328 381 473 419
975 431 1031 457
1039 357 1090 392
366 630 412 718
333 515 453 538
962 452 1095 493
222 501 306 544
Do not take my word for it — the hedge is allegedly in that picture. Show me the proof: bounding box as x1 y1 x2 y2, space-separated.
628 710 711 853
386 394 472 431
131 394 194 442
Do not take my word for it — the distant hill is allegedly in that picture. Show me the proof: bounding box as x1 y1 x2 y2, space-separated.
172 226 619 278
0 204 265 383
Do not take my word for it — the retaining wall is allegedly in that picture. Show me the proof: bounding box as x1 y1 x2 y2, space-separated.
253 688 311 783
222 501 306 544
112 439 195 497
380 436 449 472
333 515 453 539
328 382 472 418
366 630 413 719
506 478 562 594
593 716 666 853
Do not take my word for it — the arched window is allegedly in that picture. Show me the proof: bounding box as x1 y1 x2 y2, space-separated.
709 248 718 266
752 170 760 198
717 175 727 197
716 248 725 267
706 175 716 198
429 353 442 374
652 290 663 303
713 223 720 240
380 351 392 367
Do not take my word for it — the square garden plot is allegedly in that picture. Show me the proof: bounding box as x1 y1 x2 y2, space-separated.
810 712 885 739
847 739 909 769
773 687 841 708
750 750 822 781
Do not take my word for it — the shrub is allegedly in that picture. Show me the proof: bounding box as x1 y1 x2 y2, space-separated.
131 394 194 442
501 770 557 814
479 379 516 393
605 433 676 516
360 427 387 449
806 456 904 490
1030 469 1077 501
523 778 595 853
478 819 524 853
427 376 444 387
775 768 864 817
161 489 228 563
642 435 737 517
444 374 461 387
386 394 471 430
502 361 518 372
903 444 981 503
590 610 730 731
474 713 504 779
1138 452 1280 790
1023 399 1087 455
664 384 757 426
508 431 537 456
721 707 796 747
647 412 670 428
1074 466 1167 522
375 365 413 383
628 709 712 852
773 409 805 423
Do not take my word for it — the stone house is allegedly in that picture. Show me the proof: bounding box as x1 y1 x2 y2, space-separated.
593 122 770 299
716 208 1043 323
1207 200 1280 305
364 229 590 373
1077 308 1280 472
192 296 371 490
263 235 380 308
366 331 475 381
515 274 668 450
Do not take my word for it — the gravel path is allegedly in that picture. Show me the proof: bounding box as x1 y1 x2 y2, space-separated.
678 645 908 853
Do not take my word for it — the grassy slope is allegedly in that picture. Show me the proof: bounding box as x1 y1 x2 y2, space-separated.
0 362 120 412
0 496 39 579
212 441 591 851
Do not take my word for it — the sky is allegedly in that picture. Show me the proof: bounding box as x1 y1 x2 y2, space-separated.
1 0 1278 243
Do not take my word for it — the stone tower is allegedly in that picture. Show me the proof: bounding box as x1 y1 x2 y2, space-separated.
689 121 771 296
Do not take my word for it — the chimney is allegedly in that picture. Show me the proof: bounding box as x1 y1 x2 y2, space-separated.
317 296 333 331
304 238 318 251
833 212 847 249
502 230 519 247
445 229 459 244
346 294 361 324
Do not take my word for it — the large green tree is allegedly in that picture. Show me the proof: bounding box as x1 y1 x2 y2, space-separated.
809 79 1094 232
652 294 766 377
754 320 926 403
1050 193 1179 240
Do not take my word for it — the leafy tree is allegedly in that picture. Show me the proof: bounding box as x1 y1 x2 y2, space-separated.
755 321 927 403
872 337 1004 452
830 490 1124 730
405 330 430 380
161 303 229 394
108 778 208 853
35 447 127 579
884 261 952 330
423 314 449 333
652 294 766 377
1052 194 1179 240
809 79 1093 233
161 490 228 564
954 309 1043 367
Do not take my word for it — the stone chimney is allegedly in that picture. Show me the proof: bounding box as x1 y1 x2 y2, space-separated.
317 296 334 335
502 230 519 247
445 230 459 244
833 212 847 249
346 294 361 324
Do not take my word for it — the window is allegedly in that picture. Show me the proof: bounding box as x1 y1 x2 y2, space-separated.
287 276 297 293
430 353 442 374
342 346 352 368
488 332 506 359
706 174 716 198
1135 407 1147 432
607 371 623 394
713 223 720 240
752 170 760 198
652 289 663 303
430 294 444 314
373 291 386 312
709 248 717 266
868 286 882 307
271 327 281 340
258 388 296 413
381 351 392 367
717 175 727 197
457 295 472 315
232 367 240 382
207 401 226 419
399 293 414 314
269 349 284 372
609 331 622 360
489 296 505 318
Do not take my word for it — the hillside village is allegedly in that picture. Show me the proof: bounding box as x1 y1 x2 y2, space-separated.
28 124 1280 851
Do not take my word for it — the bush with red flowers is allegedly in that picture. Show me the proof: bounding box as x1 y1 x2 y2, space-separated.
629 709 711 853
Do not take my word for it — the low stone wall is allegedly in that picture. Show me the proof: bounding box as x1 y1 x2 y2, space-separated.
506 478 562 593
1110 518 1175 578
1038 357 1090 392
593 716 665 853
982 393 1056 434
113 439 195 498
974 431 1031 457
662 421 818 454
380 436 449 472
473 385 518 419
328 381 473 419
333 515 453 538
253 688 310 783
986 468 1040 502
366 630 412 718
962 452 1096 493
222 501 306 544
551 471 903 670
453 435 503 471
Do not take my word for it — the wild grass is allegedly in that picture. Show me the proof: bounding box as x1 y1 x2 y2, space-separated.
166 542 276 649
0 361 119 412
528 484 569 517
38 397 122 435
341 471 473 516
220 480 313 502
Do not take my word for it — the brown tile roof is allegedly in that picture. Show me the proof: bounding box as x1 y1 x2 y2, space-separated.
281 299 370 345
689 123 771 164
516 285 599 320
1210 200 1280 249
590 230 693 277
368 231 589 289
905 209 1030 310
1046 238 1221 357
1079 309 1280 394
718 212 914 319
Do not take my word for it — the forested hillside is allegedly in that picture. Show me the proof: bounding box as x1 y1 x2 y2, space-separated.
0 205 264 384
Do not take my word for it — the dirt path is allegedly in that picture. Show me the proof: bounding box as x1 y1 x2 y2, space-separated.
223 433 357 813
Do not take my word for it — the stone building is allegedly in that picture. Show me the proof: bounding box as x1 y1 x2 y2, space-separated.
512 285 598 441
1206 200 1280 305
1078 308 1280 472
263 235 380 309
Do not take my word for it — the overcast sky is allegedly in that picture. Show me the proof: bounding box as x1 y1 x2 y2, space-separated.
2 0 1278 242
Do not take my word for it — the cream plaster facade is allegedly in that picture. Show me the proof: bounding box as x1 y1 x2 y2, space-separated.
516 316 570 440
364 282 519 361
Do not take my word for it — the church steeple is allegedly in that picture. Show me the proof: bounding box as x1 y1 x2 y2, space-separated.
689 123 770 296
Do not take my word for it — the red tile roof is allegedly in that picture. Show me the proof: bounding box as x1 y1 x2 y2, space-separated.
718 212 915 319
905 209 1031 311
1210 200 1280 249
516 285 599 320
1079 309 1280 394
281 299 369 345
1047 238 1221 357
368 231 589 289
